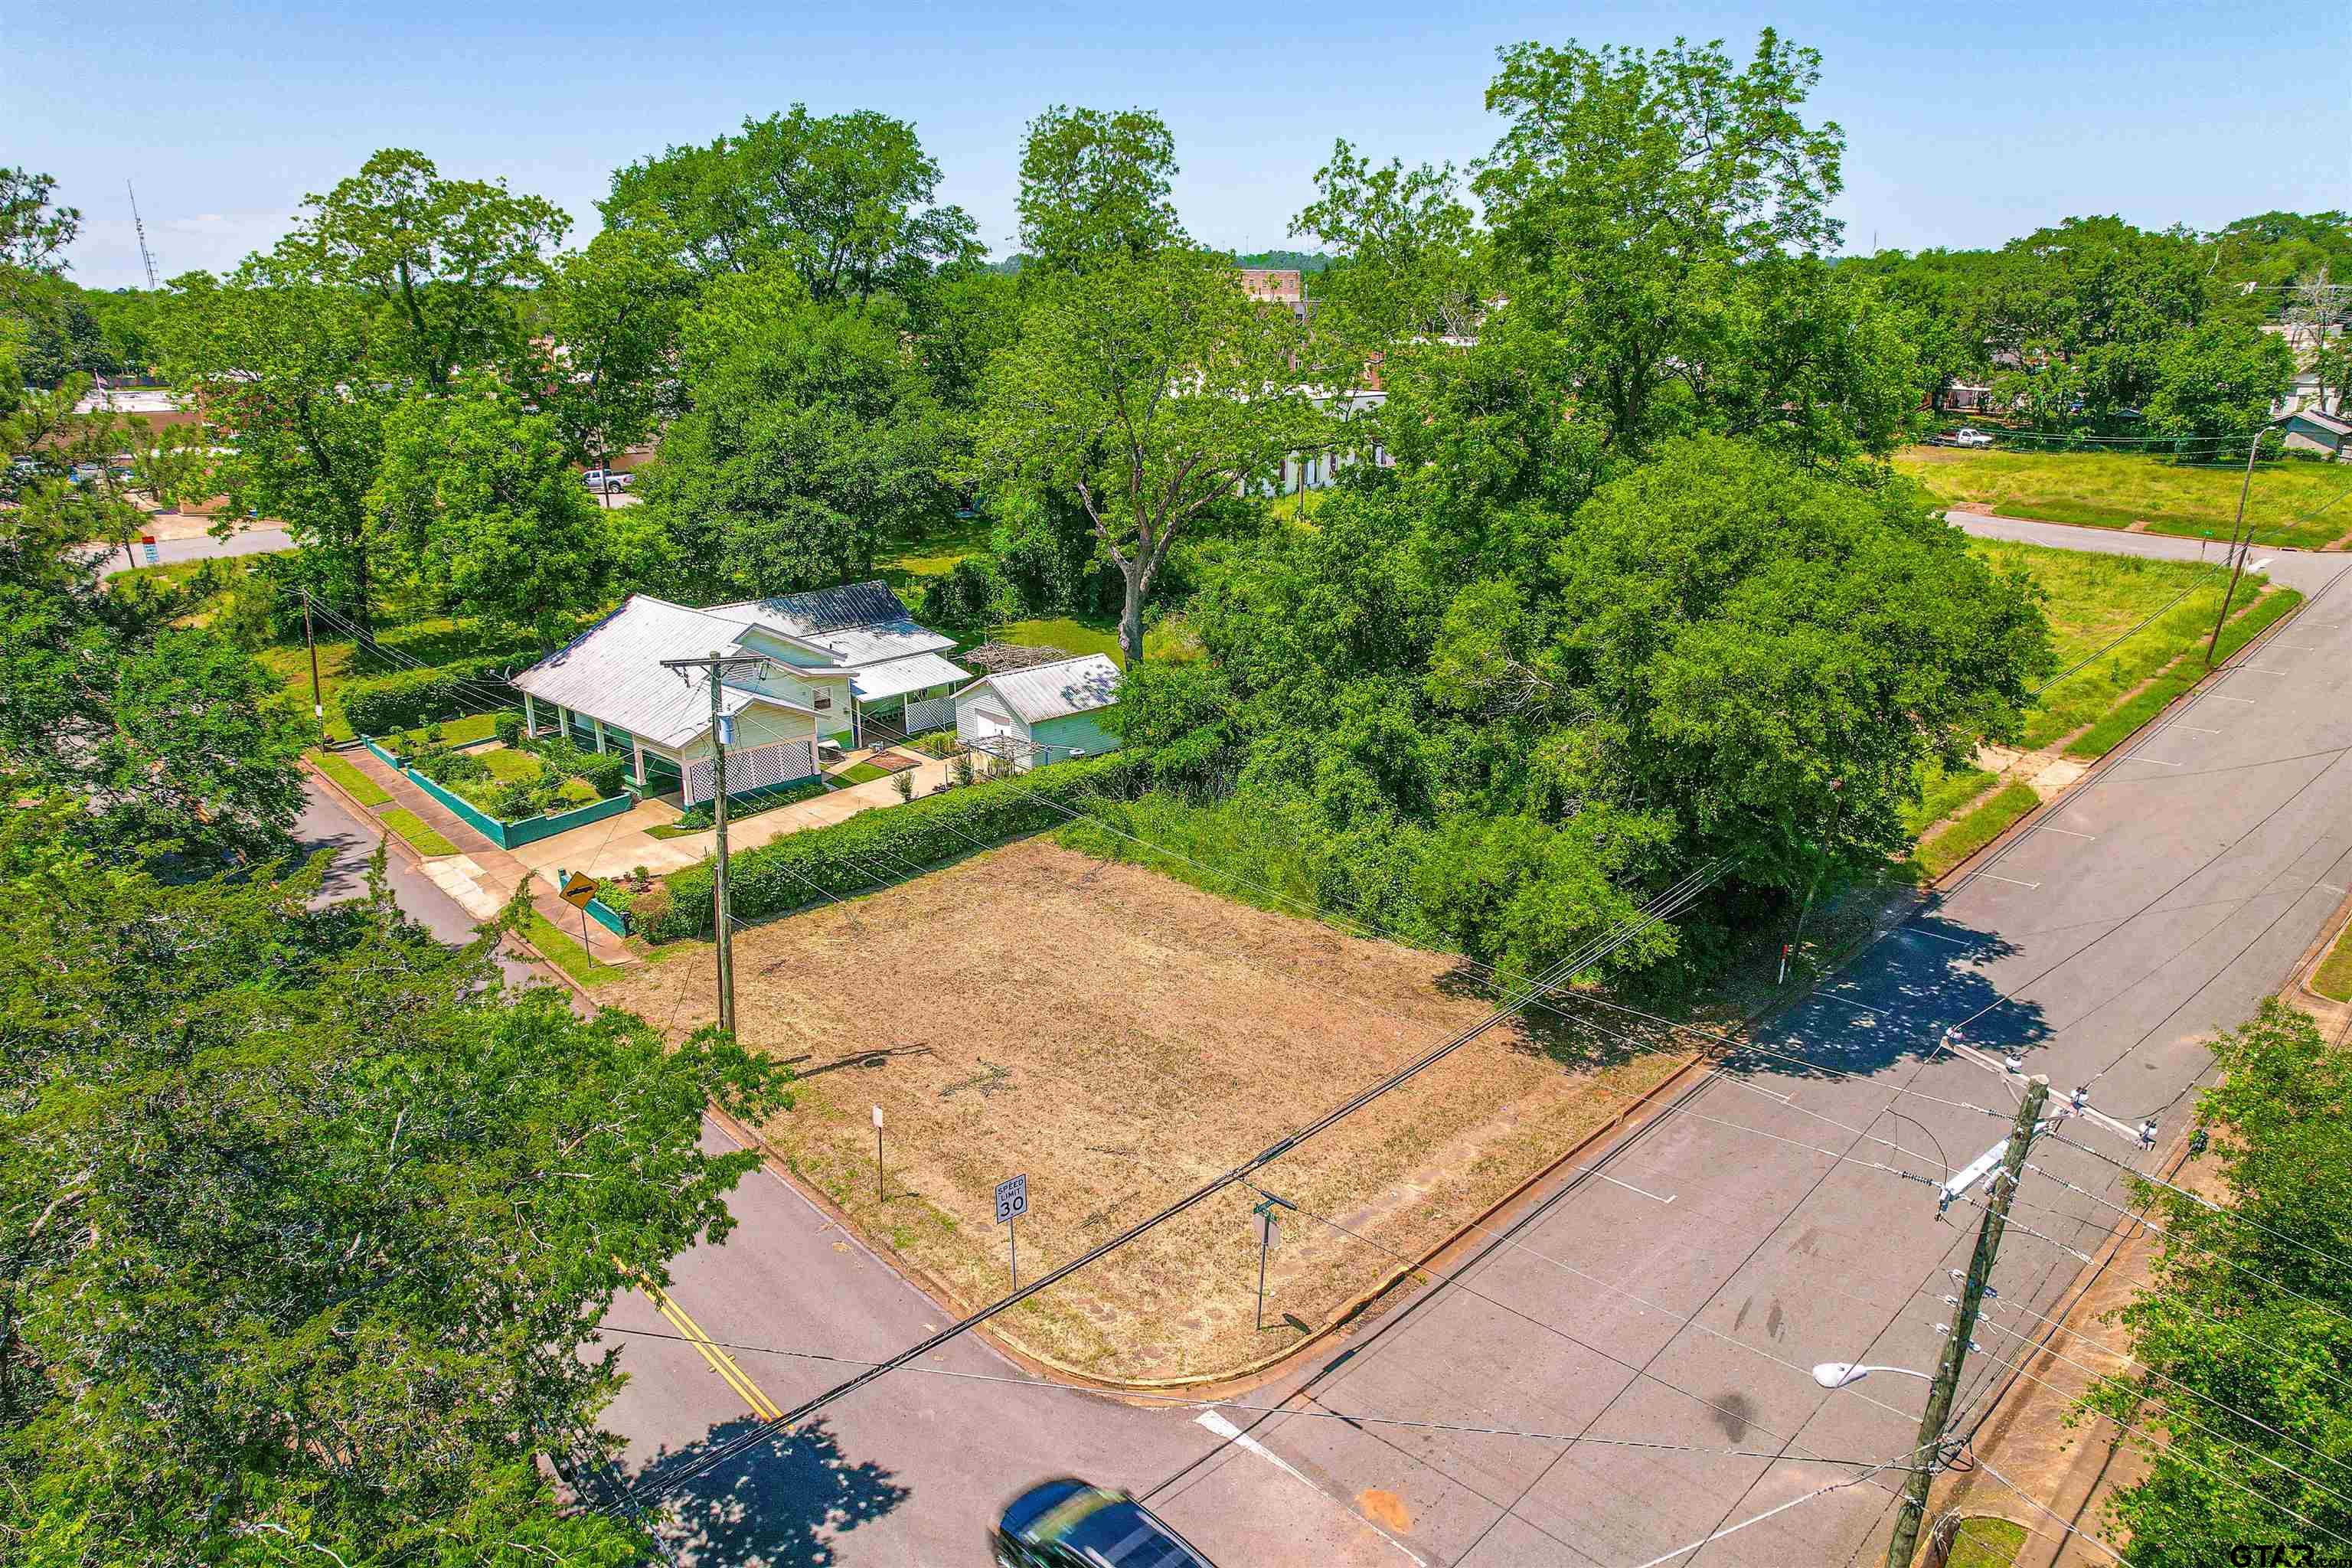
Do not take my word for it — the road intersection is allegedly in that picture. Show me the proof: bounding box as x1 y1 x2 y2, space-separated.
307 516 2352 1566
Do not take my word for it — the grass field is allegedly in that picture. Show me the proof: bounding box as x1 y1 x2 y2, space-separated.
1898 447 2352 549
256 616 534 741
378 807 458 857
2312 922 2352 1003
1974 539 2272 750
307 749 391 807
524 910 625 987
1942 1517 2027 1568
599 838 1693 1380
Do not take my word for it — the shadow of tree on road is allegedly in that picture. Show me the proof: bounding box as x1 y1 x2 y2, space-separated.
635 1416 912 1566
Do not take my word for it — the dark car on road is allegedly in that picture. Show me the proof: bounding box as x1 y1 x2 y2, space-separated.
993 1478 1217 1567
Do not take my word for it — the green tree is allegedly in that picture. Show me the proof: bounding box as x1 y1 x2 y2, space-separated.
604 106 978 304
1014 106 1184 275
1290 140 1488 348
0 838 792 1562
976 247 1326 665
2089 1000 2352 1562
642 261 958 599
371 390 616 644
2145 320 2297 439
0 166 79 276
540 220 697 472
165 266 395 629
286 148 568 393
1380 31 1900 514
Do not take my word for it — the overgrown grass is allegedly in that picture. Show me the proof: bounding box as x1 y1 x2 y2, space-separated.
1899 447 2352 548
1902 763 1998 838
1975 540 2262 750
256 616 541 741
875 511 993 590
1942 1517 2028 1568
973 616 1192 668
524 910 625 987
1913 782 2040 880
379 807 459 857
2063 586 2303 758
307 749 392 807
384 711 501 753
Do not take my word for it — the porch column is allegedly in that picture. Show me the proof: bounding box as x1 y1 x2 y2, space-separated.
523 692 537 735
631 737 645 786
591 716 607 753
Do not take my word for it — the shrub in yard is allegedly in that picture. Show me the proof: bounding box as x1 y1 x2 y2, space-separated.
342 656 520 737
494 710 524 746
893 770 915 802
524 736 629 799
642 750 1148 939
628 881 671 933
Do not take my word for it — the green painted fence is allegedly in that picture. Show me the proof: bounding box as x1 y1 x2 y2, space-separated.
363 737 634 851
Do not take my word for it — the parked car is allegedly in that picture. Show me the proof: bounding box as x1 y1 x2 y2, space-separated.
993 1480 1217 1568
581 467 632 494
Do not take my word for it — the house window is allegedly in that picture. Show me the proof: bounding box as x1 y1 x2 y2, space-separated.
813 694 832 711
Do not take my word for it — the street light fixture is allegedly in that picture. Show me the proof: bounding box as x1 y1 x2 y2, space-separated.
1812 1361 1936 1390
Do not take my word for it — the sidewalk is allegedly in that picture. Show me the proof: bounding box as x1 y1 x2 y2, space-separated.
506 750 960 884
337 744 636 966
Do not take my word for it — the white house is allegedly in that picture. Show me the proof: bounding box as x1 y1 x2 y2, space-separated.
954 654 1124 772
512 582 969 806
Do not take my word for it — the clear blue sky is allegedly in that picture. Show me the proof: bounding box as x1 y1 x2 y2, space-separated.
13 0 2346 290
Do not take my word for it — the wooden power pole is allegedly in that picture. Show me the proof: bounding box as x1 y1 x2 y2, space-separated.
659 647 772 1037
1886 1076 2049 1567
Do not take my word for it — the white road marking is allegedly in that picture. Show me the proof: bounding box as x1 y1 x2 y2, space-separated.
2161 726 2221 735
2236 666 2292 675
1820 992 1887 1015
2209 696 2258 704
2118 756 2185 766
1975 873 2041 889
1902 928 1975 948
2250 557 2275 571
1194 1410 1430 1566
2038 826 2096 839
1599 1171 1678 1204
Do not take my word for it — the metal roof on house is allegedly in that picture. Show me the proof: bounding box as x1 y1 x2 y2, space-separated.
848 650 972 703
960 654 1123 724
711 580 956 668
511 595 812 751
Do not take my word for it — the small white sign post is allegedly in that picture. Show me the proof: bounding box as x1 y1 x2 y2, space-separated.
1250 1192 1297 1331
995 1174 1030 1286
872 1106 885 1203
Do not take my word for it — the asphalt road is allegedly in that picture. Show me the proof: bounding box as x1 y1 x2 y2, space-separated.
82 523 295 577
592 521 2352 1566
296 781 557 998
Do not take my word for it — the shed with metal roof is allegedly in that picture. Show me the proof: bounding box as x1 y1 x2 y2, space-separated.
953 654 1124 771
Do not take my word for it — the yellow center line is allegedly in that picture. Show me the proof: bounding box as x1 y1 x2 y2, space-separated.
647 1283 786 1422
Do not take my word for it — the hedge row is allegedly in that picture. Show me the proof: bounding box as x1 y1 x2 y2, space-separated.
342 655 524 737
639 750 1149 940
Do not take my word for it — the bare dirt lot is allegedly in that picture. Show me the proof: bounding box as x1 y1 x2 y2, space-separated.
601 837 1691 1381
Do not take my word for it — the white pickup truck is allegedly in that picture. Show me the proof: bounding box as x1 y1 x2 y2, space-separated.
581 467 633 495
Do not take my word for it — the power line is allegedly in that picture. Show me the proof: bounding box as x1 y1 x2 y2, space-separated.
594 1326 1919 1468
2046 1127 2352 1280
616 861 1729 1509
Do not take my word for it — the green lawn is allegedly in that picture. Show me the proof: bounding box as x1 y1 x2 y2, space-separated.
524 910 626 987
1942 1516 2028 1568
876 511 993 591
384 712 502 753
1898 446 2352 549
1971 538 2270 750
256 616 538 742
833 761 892 786
1914 782 2040 880
973 616 1193 668
378 807 459 857
307 749 391 808
2312 920 2352 1003
1900 763 1998 838
480 745 544 782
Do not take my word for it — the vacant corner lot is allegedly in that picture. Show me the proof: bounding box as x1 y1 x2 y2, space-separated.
1898 446 2352 549
601 838 1689 1381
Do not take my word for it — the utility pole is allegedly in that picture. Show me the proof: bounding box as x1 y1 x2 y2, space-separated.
302 590 325 737
2205 430 2268 667
1886 1076 2049 1568
660 648 773 1037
